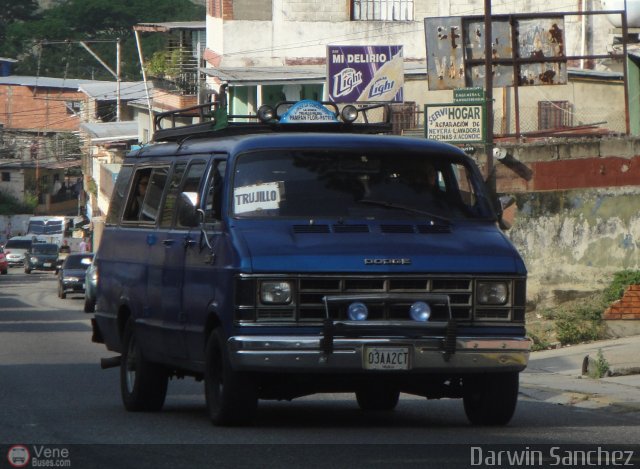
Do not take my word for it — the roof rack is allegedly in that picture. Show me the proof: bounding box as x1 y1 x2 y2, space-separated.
152 85 394 142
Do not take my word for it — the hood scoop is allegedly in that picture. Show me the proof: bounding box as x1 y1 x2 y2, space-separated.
292 223 450 234
293 224 369 234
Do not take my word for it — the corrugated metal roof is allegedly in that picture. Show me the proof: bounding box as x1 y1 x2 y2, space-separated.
78 81 152 101
201 62 426 85
0 75 103 89
80 121 138 140
568 67 623 80
134 21 206 32
0 160 80 170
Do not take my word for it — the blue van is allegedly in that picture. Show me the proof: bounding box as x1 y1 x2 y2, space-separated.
92 96 529 426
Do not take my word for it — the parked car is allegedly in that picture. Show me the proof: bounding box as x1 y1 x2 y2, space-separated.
58 253 94 299
24 243 59 274
4 236 40 267
0 247 8 274
84 258 97 312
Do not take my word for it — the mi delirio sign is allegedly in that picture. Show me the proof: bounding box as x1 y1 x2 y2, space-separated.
425 88 486 143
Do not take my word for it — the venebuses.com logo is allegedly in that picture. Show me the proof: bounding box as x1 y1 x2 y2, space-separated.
6 445 30 468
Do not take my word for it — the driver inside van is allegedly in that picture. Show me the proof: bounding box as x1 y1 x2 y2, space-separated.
125 173 150 220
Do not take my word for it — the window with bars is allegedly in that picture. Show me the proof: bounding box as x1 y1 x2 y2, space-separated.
352 0 414 20
390 102 417 135
538 101 573 130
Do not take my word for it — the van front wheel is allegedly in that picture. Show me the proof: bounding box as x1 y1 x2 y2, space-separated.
204 329 257 426
120 318 168 412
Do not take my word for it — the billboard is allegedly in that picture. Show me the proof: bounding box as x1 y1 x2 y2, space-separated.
327 45 404 103
425 15 567 91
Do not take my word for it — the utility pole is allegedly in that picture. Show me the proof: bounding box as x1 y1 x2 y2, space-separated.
484 0 495 191
78 40 122 121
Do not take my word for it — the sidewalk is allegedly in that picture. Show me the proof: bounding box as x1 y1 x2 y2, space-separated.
520 335 640 412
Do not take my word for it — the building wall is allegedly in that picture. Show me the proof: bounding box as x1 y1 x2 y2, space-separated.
0 85 82 132
207 0 614 69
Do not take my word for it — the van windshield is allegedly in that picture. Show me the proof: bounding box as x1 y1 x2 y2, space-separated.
232 150 494 220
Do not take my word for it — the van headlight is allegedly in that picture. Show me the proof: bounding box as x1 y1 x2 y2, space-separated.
476 281 509 305
260 281 293 304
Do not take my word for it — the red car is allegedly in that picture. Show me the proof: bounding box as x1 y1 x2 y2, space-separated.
0 247 8 275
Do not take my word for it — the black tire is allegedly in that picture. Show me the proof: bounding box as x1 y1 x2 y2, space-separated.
204 328 257 426
1 269 7 275
463 372 519 426
356 387 400 411
120 317 168 412
84 296 96 313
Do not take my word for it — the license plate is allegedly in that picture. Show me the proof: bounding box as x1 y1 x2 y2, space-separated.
44 263 51 267
364 347 410 370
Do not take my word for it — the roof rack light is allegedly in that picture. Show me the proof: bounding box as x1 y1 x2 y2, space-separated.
257 105 276 123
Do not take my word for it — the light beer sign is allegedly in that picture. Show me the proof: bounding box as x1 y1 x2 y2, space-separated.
327 45 404 103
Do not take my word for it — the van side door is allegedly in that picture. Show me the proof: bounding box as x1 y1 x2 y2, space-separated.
147 159 206 362
120 164 170 360
182 157 227 364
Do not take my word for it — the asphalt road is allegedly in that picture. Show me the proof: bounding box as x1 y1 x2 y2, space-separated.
1 270 639 468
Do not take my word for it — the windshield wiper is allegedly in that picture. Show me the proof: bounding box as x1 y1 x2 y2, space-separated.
358 199 451 224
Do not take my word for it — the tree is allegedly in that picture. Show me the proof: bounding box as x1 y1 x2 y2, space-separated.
0 0 205 81
0 0 40 44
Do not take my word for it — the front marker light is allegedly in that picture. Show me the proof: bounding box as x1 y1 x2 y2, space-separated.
348 302 368 321
410 301 431 322
477 281 509 305
260 281 292 304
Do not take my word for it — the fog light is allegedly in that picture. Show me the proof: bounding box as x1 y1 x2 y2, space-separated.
410 301 431 322
348 302 368 321
258 105 275 122
341 105 358 123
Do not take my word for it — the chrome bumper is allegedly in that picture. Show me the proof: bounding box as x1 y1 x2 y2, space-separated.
228 335 531 372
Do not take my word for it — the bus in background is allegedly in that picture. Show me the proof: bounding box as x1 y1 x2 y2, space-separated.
26 216 86 252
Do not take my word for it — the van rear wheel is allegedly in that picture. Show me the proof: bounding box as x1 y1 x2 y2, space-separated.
120 318 168 412
204 329 257 426
463 372 519 425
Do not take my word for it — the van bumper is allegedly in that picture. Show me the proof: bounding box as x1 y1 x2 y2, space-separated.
228 335 531 373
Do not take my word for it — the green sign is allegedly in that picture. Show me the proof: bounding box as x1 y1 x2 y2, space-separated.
453 87 485 103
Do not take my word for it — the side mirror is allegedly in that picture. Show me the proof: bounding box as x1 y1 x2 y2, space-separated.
178 191 200 227
498 195 516 231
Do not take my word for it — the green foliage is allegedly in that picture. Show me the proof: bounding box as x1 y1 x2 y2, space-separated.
527 329 552 352
602 270 640 304
553 298 607 346
0 0 205 81
0 190 36 215
588 349 610 379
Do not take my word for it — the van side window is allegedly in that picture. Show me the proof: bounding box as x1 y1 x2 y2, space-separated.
159 162 187 228
176 161 206 229
141 168 169 222
124 167 169 223
204 160 226 222
106 165 133 225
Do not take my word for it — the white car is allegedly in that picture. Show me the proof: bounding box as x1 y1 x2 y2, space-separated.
4 236 35 267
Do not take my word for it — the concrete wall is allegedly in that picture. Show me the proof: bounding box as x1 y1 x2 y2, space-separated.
493 136 640 308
